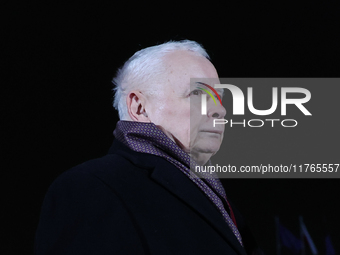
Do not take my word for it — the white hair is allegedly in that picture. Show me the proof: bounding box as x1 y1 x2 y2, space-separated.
112 40 210 120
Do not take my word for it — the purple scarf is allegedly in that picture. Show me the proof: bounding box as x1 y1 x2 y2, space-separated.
113 120 243 246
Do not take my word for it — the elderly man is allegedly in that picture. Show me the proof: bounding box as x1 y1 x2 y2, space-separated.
35 40 260 255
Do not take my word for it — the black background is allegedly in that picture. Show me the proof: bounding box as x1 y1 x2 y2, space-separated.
3 2 340 254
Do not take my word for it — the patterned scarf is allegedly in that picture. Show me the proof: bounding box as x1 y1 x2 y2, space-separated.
113 120 243 246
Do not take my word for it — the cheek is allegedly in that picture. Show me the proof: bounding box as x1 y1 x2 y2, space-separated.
150 101 169 123
190 113 203 130
170 107 191 140
166 100 190 120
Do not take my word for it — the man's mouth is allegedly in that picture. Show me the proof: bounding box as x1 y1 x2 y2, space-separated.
200 130 223 134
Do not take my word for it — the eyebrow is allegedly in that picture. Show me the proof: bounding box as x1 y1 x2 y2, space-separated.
195 82 223 105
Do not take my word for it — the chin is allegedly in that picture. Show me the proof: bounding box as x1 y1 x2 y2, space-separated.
203 140 222 152
192 144 221 155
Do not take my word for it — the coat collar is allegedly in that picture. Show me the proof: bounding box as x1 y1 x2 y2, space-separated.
109 140 247 255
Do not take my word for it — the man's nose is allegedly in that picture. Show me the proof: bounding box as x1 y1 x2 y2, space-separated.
208 103 226 119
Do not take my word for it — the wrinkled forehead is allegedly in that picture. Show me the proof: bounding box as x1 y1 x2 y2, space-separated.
161 52 219 86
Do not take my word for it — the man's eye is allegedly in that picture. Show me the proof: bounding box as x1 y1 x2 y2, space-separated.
190 90 203 96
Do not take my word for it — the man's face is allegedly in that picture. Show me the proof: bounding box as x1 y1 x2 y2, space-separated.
144 51 226 165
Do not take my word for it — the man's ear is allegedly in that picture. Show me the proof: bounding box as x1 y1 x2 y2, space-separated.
126 91 150 122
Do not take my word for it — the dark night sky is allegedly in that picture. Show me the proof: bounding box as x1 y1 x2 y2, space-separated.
3 2 340 254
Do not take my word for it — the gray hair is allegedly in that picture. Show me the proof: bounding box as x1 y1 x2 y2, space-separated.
112 40 210 120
